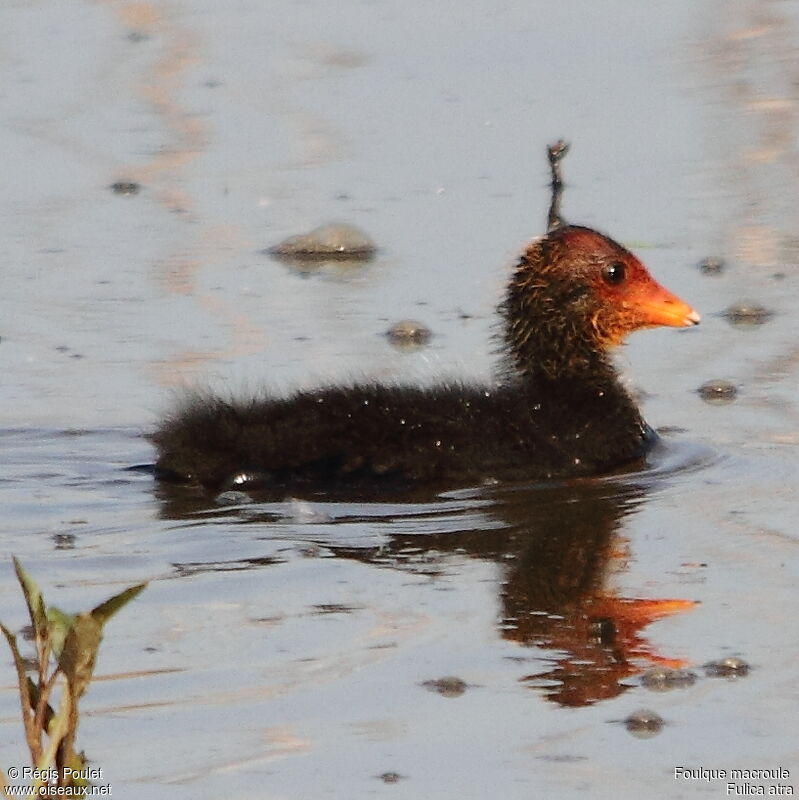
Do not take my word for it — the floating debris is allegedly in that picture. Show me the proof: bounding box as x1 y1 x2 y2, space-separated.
624 710 665 738
722 302 773 327
110 180 141 196
420 676 469 697
641 668 697 692
377 772 404 784
698 256 725 275
385 320 432 348
704 657 750 679
535 753 589 764
697 380 738 405
268 223 376 262
311 604 360 615
52 533 76 551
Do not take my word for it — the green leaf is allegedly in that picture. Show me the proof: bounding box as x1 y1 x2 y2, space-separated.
1 622 22 663
27 677 55 731
58 613 102 698
46 606 75 659
0 624 31 712
1 622 40 759
90 582 147 627
64 750 88 788
13 557 47 641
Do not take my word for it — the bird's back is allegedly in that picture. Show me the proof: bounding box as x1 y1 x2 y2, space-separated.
152 377 650 492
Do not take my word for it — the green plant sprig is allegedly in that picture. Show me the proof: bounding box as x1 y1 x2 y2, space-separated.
1 558 146 796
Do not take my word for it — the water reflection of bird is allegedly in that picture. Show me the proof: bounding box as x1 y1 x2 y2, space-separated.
349 478 694 707
495 481 694 707
155 473 695 708
152 144 698 494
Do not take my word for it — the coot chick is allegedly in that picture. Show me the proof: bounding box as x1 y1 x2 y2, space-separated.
153 224 698 493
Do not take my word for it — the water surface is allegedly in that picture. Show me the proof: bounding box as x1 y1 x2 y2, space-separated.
1 1 797 798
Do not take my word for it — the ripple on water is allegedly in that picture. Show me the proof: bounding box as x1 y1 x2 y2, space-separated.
0 422 766 774
146 431 722 553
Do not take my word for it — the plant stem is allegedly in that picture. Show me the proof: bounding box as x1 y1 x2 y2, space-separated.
546 139 569 232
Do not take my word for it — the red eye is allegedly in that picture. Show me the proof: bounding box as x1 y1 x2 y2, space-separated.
602 261 626 286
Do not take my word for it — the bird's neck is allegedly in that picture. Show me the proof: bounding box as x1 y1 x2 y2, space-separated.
505 358 638 421
494 239 654 468
497 245 646 430
501 354 652 470
499 236 621 383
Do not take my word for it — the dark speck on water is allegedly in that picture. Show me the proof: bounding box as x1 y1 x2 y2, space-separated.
53 533 76 551
421 676 469 697
698 256 725 275
536 754 590 764
378 772 404 784
110 180 141 196
311 603 361 614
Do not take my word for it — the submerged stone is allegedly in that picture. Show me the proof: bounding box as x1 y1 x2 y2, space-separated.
641 668 697 691
624 709 665 738
697 380 738 405
723 302 773 327
385 320 432 347
268 223 376 261
704 657 750 679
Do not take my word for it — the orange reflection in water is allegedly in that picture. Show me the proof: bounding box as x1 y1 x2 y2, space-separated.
512 593 696 707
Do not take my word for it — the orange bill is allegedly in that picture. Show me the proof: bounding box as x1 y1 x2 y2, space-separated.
631 279 701 328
